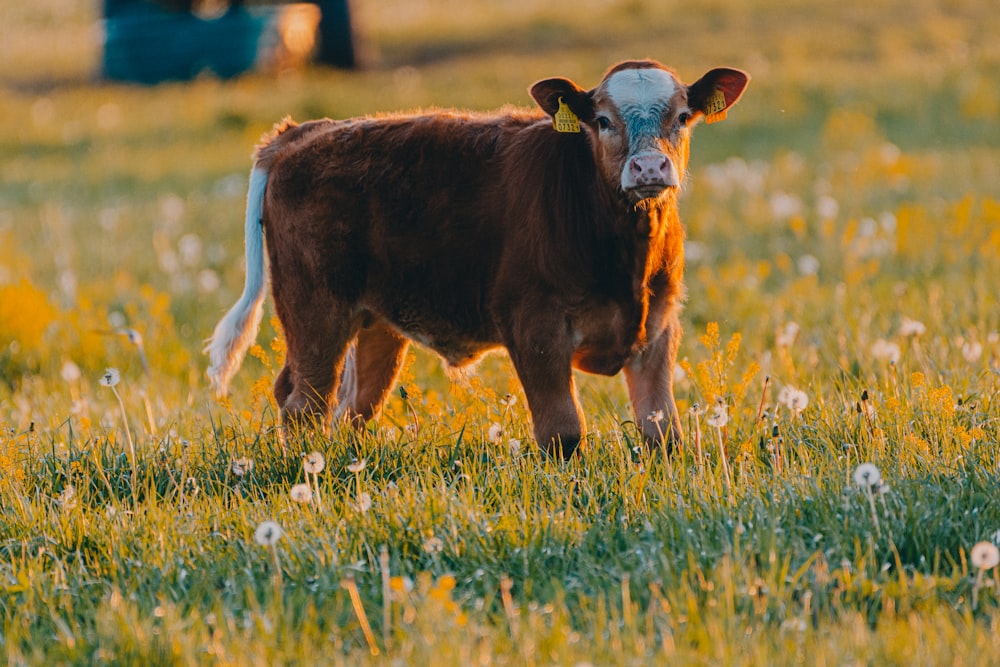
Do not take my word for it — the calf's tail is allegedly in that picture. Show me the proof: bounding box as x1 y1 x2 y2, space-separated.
205 166 269 396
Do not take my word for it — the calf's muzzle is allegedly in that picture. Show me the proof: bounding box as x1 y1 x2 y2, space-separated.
622 151 679 199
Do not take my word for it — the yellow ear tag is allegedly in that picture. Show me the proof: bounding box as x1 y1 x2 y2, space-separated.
704 88 728 124
553 97 581 133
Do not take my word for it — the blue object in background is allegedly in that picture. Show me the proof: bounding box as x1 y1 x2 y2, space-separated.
103 0 356 84
102 0 275 84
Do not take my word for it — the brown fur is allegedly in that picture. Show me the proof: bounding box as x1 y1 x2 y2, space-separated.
212 60 749 457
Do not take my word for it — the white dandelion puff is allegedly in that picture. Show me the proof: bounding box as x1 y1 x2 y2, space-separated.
508 438 522 456
963 340 983 363
673 363 687 383
231 457 254 477
99 368 121 387
346 459 366 474
58 485 77 510
797 254 820 276
899 317 926 337
776 321 800 348
777 386 809 415
816 195 839 220
487 422 503 444
254 521 283 546
852 463 881 489
871 339 901 364
706 400 729 428
61 360 82 383
290 483 312 504
971 542 1000 570
303 451 325 475
355 492 372 514
423 536 444 554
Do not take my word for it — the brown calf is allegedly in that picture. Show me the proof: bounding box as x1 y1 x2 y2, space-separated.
206 59 749 457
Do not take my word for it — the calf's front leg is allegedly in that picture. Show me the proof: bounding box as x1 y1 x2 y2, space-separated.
623 321 683 453
506 339 585 459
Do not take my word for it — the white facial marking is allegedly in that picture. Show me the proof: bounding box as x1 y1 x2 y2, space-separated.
604 67 677 113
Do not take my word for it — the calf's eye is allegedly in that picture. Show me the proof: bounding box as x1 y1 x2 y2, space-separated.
677 112 691 126
596 116 612 130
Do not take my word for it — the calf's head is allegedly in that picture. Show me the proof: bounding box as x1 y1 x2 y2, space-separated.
530 61 749 204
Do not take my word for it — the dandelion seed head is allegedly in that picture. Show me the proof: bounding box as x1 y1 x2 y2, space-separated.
61 360 81 383
647 410 665 424
99 367 121 387
508 438 522 456
770 191 802 220
58 485 77 510
899 317 926 337
852 463 881 489
778 386 809 414
231 457 254 477
254 520 283 546
303 451 325 475
673 363 687 383
963 340 983 363
797 254 820 276
501 393 517 408
871 339 901 364
776 321 800 348
346 458 366 474
706 400 729 428
423 536 444 554
487 422 503 444
197 269 220 293
290 483 312 504
971 541 1000 570
816 195 839 220
356 492 372 514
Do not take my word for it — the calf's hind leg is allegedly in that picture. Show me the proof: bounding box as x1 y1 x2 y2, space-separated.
273 295 356 431
335 320 410 425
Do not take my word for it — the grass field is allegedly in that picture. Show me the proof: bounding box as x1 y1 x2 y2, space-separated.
2 0 1000 663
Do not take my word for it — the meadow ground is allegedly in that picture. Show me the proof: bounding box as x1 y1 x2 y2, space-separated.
2 0 1000 663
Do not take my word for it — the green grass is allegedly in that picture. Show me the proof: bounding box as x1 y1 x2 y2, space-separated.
2 0 1000 663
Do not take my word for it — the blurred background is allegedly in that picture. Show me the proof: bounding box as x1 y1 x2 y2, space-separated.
1 0 998 406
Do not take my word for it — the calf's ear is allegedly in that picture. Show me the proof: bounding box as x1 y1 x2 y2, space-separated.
687 68 750 122
529 77 595 122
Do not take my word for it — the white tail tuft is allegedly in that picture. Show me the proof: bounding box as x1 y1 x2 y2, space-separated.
205 167 269 396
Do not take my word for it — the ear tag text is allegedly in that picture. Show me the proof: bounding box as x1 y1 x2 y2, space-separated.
704 88 728 124
553 97 581 133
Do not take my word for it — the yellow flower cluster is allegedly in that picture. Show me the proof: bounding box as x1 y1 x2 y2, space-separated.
0 433 25 489
681 322 760 408
0 279 57 365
